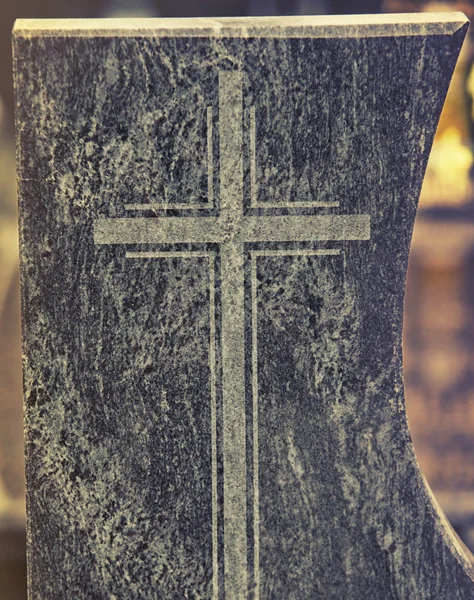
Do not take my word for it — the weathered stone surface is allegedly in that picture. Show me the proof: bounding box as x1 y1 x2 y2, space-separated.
13 13 474 599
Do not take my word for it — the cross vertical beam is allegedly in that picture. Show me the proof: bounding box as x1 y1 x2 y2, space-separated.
219 71 248 600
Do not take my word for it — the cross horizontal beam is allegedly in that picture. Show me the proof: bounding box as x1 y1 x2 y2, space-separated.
94 214 370 245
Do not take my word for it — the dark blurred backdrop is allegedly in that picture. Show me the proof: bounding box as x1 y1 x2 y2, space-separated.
1 1 474 598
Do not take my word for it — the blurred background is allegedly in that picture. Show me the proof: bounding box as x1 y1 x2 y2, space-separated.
1 0 474 597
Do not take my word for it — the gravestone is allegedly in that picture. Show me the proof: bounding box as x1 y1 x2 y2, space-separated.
13 13 474 600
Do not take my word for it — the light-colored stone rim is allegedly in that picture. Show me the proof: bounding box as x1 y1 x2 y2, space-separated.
13 12 468 38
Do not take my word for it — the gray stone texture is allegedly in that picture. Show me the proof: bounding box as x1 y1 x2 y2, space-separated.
13 13 474 600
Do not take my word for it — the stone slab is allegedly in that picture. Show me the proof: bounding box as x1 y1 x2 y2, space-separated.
13 13 474 600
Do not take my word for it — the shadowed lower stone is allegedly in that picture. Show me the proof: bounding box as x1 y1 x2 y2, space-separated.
13 13 474 600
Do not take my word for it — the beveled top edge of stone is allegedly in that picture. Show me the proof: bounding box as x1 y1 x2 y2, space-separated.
13 12 468 39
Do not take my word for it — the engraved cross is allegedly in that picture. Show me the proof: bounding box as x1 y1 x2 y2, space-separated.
94 71 370 600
